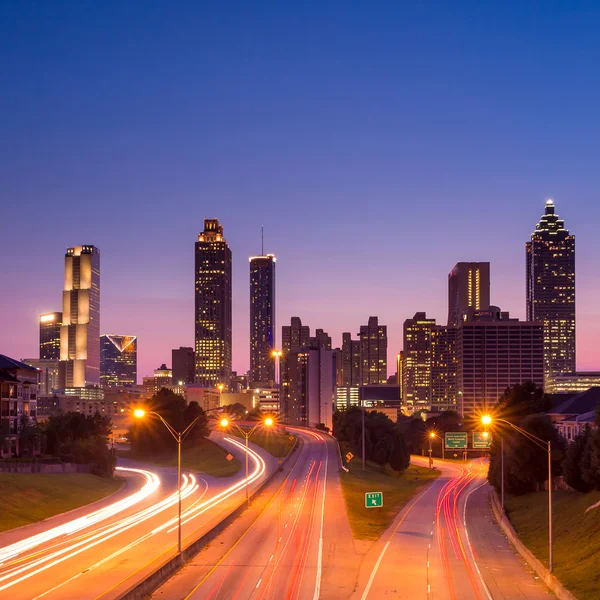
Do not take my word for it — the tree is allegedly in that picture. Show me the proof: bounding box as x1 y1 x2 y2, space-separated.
389 430 410 473
496 382 551 421
563 426 594 492
580 429 600 490
129 389 209 456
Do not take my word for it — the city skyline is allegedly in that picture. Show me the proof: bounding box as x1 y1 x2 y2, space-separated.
3 3 600 380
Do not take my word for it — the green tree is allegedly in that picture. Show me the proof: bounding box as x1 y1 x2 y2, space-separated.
496 382 551 421
580 429 600 490
562 426 593 492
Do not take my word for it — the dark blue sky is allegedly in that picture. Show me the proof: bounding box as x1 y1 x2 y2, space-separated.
2 1 599 378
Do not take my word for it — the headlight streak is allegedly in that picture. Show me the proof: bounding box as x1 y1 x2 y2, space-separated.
0 467 159 565
0 437 269 596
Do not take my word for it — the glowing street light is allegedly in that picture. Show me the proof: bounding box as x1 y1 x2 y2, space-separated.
481 414 554 572
134 408 204 553
219 416 274 504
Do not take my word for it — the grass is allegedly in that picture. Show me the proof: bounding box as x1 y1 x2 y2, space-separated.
120 438 241 477
505 489 600 600
340 463 440 540
0 473 123 532
229 428 296 458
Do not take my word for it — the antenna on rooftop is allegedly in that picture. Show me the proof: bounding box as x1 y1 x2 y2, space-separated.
261 225 264 255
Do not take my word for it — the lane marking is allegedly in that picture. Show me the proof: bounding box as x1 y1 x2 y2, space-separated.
312 434 328 600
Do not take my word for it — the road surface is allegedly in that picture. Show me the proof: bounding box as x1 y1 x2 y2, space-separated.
0 433 276 600
153 427 361 600
353 456 553 600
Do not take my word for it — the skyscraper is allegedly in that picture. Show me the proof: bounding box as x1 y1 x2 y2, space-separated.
526 199 576 382
59 245 100 388
341 332 361 386
172 347 195 385
431 325 457 411
100 334 137 387
195 219 232 387
282 317 310 353
249 253 276 386
358 317 387 385
402 313 436 410
448 262 490 327
457 306 544 416
39 312 62 360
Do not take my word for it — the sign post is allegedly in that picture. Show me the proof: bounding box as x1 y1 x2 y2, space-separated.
365 492 383 508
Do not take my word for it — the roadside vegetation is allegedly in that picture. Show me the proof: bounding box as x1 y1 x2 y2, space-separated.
0 473 123 532
340 463 439 540
228 428 296 458
506 490 600 600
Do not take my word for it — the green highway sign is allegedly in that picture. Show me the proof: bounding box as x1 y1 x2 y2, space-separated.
445 432 468 449
365 492 383 508
473 432 492 449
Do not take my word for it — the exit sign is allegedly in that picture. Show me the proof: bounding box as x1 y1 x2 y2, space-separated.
365 492 383 508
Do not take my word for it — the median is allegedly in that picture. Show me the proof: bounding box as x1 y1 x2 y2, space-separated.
340 463 439 540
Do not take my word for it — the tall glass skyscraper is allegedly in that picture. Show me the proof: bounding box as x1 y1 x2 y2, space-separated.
447 262 490 327
526 200 576 382
194 219 232 387
59 245 100 388
39 312 62 360
100 334 137 387
249 253 276 386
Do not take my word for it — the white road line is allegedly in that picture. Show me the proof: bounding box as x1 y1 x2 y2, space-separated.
360 541 390 600
269 555 273 562
256 578 262 588
312 441 328 600
462 480 493 600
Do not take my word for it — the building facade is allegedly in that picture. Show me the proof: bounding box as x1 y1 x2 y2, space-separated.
172 347 195 385
431 326 457 411
23 358 60 397
195 219 232 387
59 245 101 389
340 332 361 387
249 254 276 386
456 306 544 416
545 372 600 394
282 317 310 354
100 334 137 387
358 316 387 385
40 312 62 360
447 262 490 327
526 200 576 383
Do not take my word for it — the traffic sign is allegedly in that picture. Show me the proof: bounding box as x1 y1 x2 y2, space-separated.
365 492 383 508
225 453 234 462
473 432 492 449
346 452 354 462
445 432 468 449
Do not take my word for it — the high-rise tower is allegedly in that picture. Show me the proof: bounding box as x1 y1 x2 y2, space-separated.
358 316 387 384
195 219 232 387
249 253 276 386
39 312 62 360
100 334 137 387
448 262 490 327
526 199 576 382
59 245 100 388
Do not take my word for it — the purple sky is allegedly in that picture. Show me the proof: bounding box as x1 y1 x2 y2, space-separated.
2 2 600 380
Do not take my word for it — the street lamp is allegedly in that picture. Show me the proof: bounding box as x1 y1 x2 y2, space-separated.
219 416 274 504
482 414 554 572
133 408 203 553
428 431 435 469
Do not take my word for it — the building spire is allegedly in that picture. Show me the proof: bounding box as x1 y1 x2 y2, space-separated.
261 225 264 255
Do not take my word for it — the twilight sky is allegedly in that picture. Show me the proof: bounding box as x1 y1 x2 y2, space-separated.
2 1 600 381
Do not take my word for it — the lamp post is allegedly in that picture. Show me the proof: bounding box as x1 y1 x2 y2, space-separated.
482 414 553 572
217 383 224 408
219 416 274 504
133 408 203 553
271 350 282 386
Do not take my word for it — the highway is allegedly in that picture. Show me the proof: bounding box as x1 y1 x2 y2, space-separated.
0 434 276 600
353 456 552 600
152 427 361 600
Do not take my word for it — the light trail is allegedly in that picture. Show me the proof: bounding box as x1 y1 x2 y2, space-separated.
0 466 159 565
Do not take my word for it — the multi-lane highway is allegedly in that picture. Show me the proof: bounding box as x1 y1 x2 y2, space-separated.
152 427 360 600
0 434 275 600
353 456 552 600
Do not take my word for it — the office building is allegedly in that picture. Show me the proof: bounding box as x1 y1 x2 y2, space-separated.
282 317 310 353
100 334 137 387
335 385 360 411
456 306 544 416
309 329 332 350
23 358 60 397
249 253 276 386
185 385 220 412
526 199 576 383
360 384 402 421
59 245 100 389
447 262 490 327
431 326 457 411
358 317 387 385
39 312 62 360
340 333 361 387
402 313 436 411
0 355 39 457
253 387 280 414
281 346 334 430
172 347 195 385
195 219 232 387
545 372 600 394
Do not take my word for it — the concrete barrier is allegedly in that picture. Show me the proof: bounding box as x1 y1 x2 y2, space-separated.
489 489 578 600
117 435 302 600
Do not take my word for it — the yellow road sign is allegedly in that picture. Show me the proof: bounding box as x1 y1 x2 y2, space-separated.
346 452 354 461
